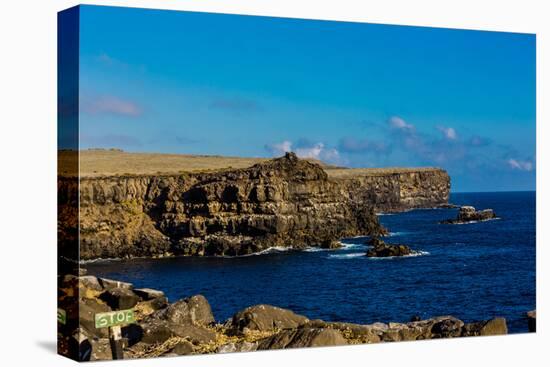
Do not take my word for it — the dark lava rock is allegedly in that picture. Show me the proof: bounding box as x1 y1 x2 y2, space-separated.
133 288 165 300
79 275 103 291
429 317 465 338
441 206 497 224
98 278 133 291
152 295 215 326
462 317 508 336
99 288 140 310
140 319 216 345
171 340 195 355
79 298 112 338
527 310 536 332
134 296 169 318
231 304 309 333
320 239 342 249
257 327 347 350
366 237 413 258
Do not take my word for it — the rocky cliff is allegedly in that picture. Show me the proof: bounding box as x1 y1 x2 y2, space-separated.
58 153 450 260
332 168 450 212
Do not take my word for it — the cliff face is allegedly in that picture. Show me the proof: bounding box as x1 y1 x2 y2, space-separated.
333 169 450 213
58 153 450 260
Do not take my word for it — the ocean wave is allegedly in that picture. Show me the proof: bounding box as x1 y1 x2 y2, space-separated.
303 247 328 252
367 250 430 260
447 217 501 225
340 242 363 249
79 257 125 264
387 231 409 237
225 246 292 258
303 241 362 252
327 252 365 259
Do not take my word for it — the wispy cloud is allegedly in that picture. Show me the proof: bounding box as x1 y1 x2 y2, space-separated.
338 137 391 155
388 116 415 132
82 95 143 117
386 116 467 165
507 158 534 171
436 126 458 140
265 140 292 156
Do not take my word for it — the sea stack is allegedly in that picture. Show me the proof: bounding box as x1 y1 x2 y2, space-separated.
440 206 497 224
365 237 414 258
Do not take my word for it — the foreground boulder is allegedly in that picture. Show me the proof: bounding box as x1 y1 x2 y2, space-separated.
366 237 413 258
441 206 497 224
230 304 309 333
462 317 508 336
152 295 215 326
99 287 140 310
257 327 348 349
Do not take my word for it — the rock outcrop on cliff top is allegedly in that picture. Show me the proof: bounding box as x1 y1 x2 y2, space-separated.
57 275 509 361
58 153 450 260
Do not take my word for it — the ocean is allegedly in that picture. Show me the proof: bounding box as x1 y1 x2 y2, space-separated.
86 191 536 333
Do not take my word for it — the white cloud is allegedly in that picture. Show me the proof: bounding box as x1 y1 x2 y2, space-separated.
265 140 292 156
388 116 415 132
295 142 324 159
436 126 458 140
265 140 342 164
507 159 534 172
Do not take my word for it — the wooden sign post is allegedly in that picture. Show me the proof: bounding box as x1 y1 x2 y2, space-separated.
95 309 136 360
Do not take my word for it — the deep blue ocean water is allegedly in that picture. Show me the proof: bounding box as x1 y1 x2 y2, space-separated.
86 191 536 333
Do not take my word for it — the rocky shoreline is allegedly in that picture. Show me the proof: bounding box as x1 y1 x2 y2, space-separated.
58 274 519 361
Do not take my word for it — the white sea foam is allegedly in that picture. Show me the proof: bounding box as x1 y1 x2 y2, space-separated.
328 252 365 259
340 242 363 249
449 217 501 225
79 257 126 264
303 247 327 252
228 246 292 257
388 231 409 237
367 250 430 260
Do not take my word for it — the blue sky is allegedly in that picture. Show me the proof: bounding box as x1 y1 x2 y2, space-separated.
76 5 536 192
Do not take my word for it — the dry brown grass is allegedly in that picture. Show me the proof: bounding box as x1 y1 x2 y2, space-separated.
326 167 443 178
58 149 437 178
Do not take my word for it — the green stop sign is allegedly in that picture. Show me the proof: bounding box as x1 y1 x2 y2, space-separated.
95 309 135 329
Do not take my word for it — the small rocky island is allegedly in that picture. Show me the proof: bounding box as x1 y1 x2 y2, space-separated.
58 274 511 361
366 237 414 258
440 206 498 224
